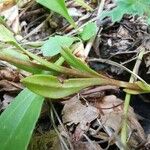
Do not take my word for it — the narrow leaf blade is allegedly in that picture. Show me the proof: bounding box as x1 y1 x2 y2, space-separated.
61 47 103 77
0 24 16 43
36 0 76 27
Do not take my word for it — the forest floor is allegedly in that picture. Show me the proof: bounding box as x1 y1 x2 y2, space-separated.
0 0 150 150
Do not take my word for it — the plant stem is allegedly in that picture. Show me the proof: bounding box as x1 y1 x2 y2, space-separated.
14 43 97 78
88 58 147 84
74 0 93 11
121 47 145 148
0 52 50 73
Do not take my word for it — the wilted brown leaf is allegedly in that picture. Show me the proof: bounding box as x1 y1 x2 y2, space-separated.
0 69 20 82
0 80 23 92
62 96 99 125
0 4 19 33
62 95 99 140
0 0 16 12
72 141 102 150
62 94 146 149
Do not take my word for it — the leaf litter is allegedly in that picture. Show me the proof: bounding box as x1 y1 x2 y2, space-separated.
0 0 150 149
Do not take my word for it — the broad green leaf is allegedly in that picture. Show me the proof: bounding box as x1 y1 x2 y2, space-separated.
22 75 149 99
41 36 76 56
0 88 44 150
36 0 76 28
22 74 106 99
0 24 16 43
80 22 97 41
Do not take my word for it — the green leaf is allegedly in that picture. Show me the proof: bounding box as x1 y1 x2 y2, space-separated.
0 52 45 74
124 81 150 94
136 81 150 92
100 0 150 24
0 24 16 43
41 36 76 56
80 22 97 41
36 0 76 28
22 75 150 99
1 48 30 61
22 74 105 99
61 47 104 78
0 89 44 150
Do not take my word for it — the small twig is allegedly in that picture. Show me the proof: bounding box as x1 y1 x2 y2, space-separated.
82 134 100 150
97 0 105 21
88 58 147 84
22 14 51 41
122 51 150 65
84 0 105 58
50 106 70 150
50 102 74 150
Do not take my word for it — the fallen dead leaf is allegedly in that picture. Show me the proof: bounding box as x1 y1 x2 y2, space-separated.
0 80 23 92
62 94 146 149
72 42 86 61
96 95 146 148
62 95 99 140
62 96 99 125
0 68 20 82
72 141 102 150
1 4 19 33
0 0 16 12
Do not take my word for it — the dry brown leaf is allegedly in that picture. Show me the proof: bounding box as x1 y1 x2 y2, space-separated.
62 96 99 140
0 0 16 12
72 42 86 61
0 4 19 33
0 80 23 92
72 141 102 150
0 69 20 82
62 94 146 148
62 96 99 125
117 25 130 38
96 95 146 148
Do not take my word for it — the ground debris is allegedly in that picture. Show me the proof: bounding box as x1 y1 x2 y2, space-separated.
0 68 23 92
61 94 147 149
